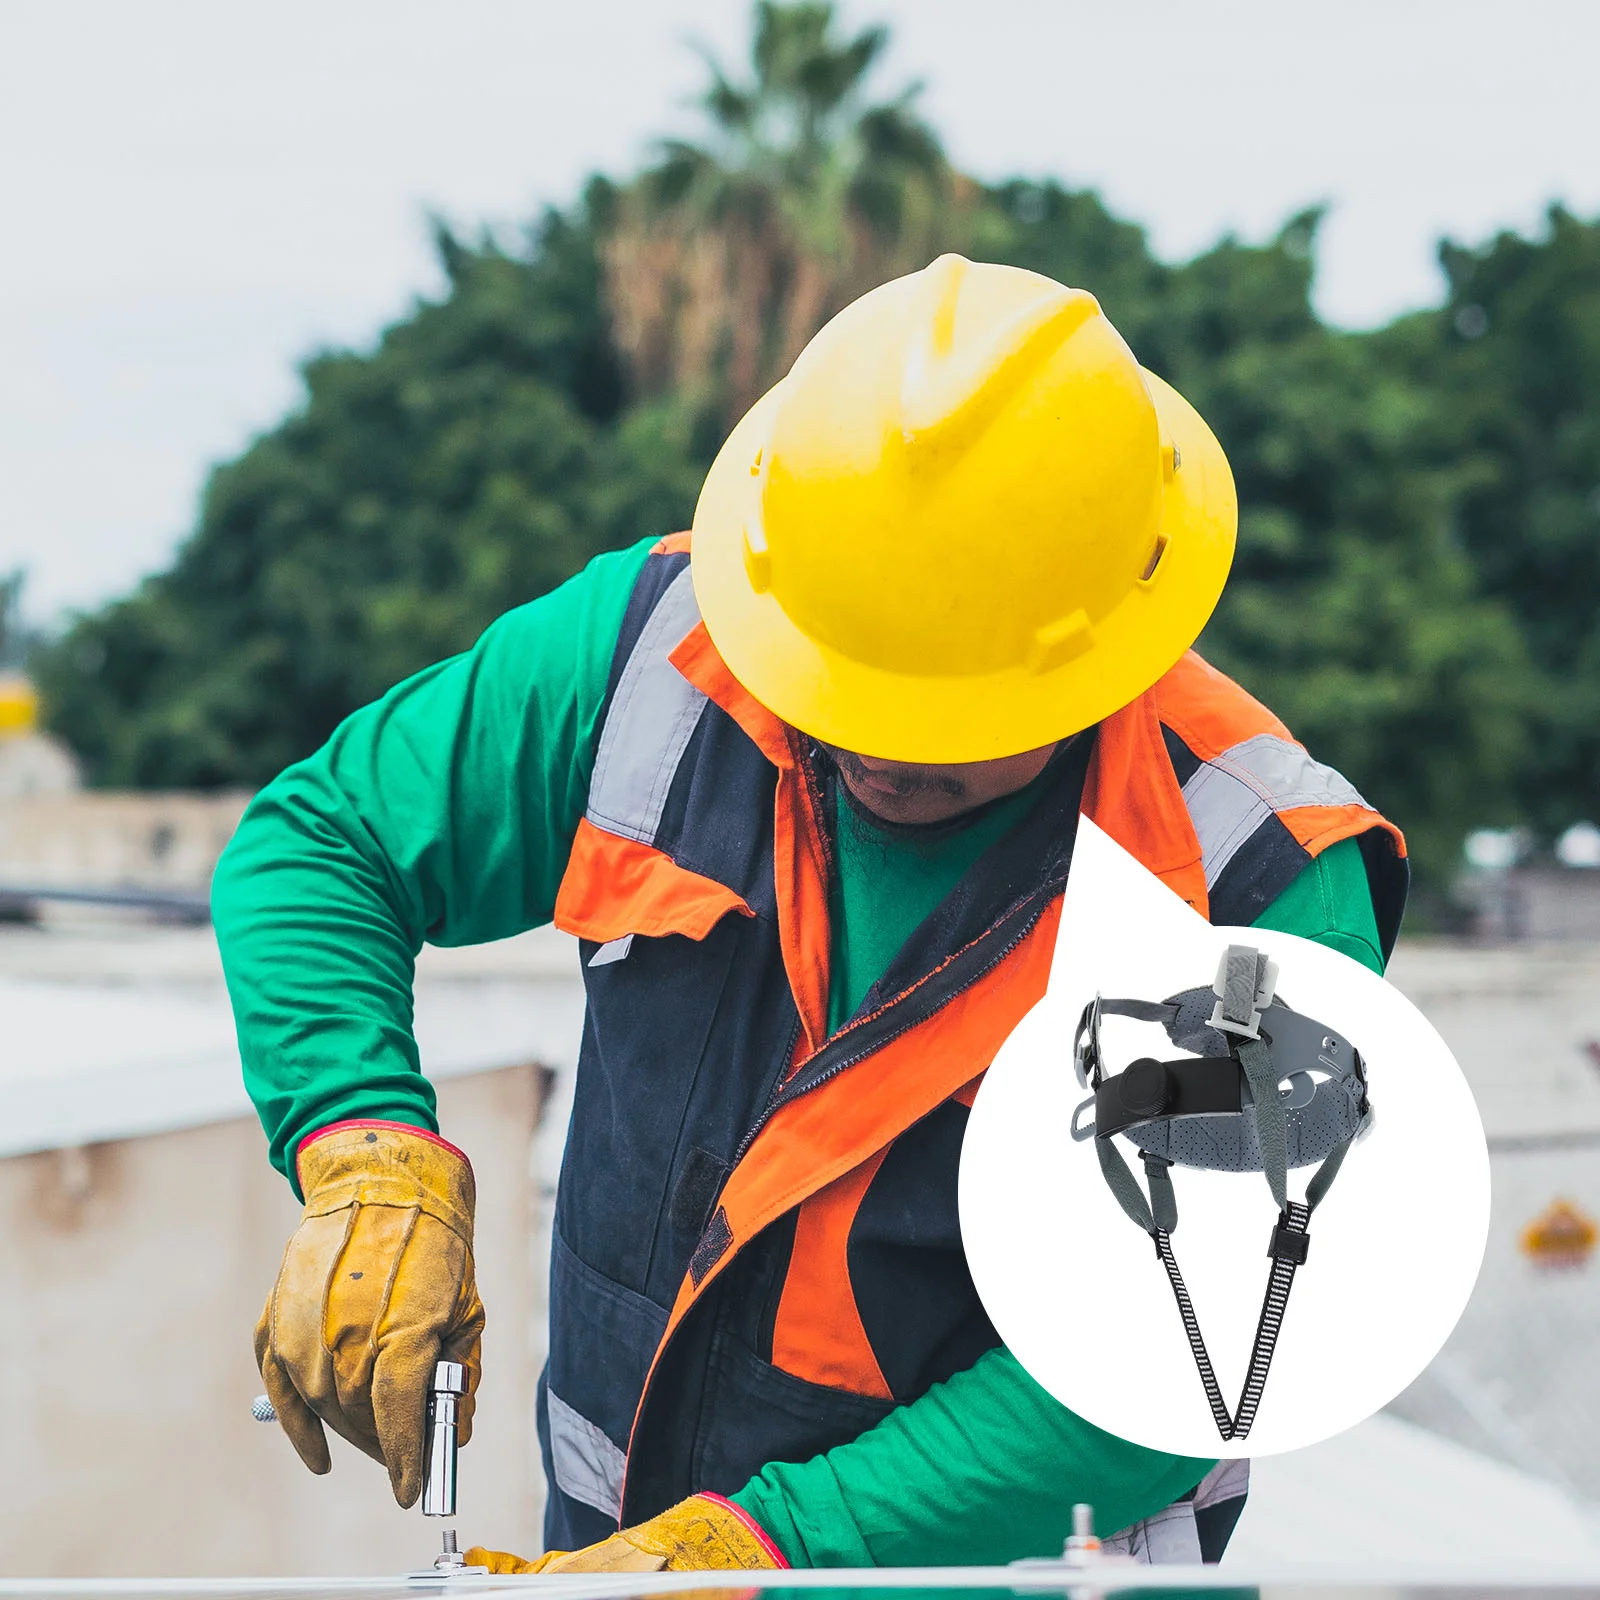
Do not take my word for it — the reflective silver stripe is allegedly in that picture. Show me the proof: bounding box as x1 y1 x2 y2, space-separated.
1103 1459 1249 1564
1104 1498 1203 1564
1181 732 1369 887
546 1388 626 1521
586 566 707 845
587 934 634 967
1193 1455 1251 1509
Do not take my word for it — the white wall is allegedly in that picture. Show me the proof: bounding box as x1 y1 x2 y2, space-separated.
0 790 249 890
0 1064 548 1578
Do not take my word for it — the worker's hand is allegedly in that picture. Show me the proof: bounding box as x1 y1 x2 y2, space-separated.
464 1493 784 1574
255 1121 485 1508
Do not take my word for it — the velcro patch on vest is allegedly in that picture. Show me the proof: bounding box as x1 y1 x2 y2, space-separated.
670 1146 730 1237
689 1205 734 1286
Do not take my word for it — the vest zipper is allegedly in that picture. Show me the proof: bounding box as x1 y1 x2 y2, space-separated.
726 884 1059 1171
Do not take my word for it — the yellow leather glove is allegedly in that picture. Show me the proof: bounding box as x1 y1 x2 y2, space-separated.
466 1493 785 1573
255 1120 485 1507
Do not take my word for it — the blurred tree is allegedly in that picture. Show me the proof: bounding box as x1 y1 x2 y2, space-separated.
604 0 968 422
1373 205 1600 838
976 179 1170 343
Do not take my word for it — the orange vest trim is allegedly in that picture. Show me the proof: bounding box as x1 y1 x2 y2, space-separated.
770 1148 895 1401
1157 651 1295 748
669 622 795 770
1083 650 1407 926
1083 686 1209 913
773 760 833 1058
554 817 754 945
1279 801 1405 862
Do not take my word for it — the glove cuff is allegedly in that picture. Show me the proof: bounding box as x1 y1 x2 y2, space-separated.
694 1494 789 1569
296 1120 476 1239
630 1493 786 1570
297 1118 468 1164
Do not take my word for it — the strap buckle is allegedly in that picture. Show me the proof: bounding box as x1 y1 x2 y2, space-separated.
1073 994 1104 1088
1069 1093 1098 1142
1268 1214 1311 1264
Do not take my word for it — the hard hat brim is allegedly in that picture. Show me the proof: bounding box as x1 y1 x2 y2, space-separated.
691 369 1237 764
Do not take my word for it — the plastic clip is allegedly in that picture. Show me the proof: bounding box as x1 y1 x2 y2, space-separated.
1209 944 1279 1039
1268 1218 1310 1264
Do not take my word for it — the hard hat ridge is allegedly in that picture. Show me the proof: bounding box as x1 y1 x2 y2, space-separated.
896 253 1101 453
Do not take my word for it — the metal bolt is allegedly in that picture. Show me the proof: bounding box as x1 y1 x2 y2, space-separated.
434 1529 466 1572
1064 1501 1103 1565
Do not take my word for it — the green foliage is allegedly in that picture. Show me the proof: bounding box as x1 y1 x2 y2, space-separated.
1372 205 1600 839
33 2 1600 892
613 0 958 421
670 3 920 197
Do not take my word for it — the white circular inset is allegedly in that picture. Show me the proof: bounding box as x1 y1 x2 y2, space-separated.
960 818 1490 1458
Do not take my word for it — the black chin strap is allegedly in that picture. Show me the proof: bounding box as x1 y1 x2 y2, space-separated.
1149 1195 1311 1441
1136 1151 1344 1441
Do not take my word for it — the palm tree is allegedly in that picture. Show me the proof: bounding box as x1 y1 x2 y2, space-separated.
603 3 972 422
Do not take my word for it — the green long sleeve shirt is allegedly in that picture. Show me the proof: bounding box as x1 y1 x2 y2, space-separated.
212 536 1388 1568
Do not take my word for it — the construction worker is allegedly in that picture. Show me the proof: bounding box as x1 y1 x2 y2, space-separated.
217 256 1407 1571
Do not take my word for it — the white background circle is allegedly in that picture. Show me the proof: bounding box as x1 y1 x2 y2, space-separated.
959 819 1491 1458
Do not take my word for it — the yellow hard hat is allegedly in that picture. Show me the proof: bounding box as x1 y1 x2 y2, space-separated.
690 254 1237 762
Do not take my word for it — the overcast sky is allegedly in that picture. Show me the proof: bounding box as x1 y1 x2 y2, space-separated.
3 0 1597 622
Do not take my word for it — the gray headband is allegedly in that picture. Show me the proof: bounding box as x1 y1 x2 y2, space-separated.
1071 983 1371 1173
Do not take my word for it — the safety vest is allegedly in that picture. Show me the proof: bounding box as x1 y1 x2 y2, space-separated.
539 535 1407 1556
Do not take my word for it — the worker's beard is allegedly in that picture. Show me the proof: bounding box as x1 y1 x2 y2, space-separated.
814 742 984 828
823 746 968 801
815 735 1066 828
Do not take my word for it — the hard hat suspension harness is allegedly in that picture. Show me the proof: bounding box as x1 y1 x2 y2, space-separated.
1071 944 1370 1440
